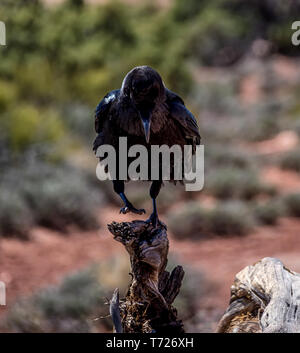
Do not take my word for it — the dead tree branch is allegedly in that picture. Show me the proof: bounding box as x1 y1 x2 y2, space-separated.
109 288 123 333
217 257 300 333
107 220 184 333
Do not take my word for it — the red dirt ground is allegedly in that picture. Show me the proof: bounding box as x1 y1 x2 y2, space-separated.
261 166 300 193
243 130 299 155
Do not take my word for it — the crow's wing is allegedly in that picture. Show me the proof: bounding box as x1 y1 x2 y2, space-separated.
93 89 120 152
166 88 201 145
94 89 119 133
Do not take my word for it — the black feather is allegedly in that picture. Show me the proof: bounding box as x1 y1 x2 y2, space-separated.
93 66 201 180
94 89 119 134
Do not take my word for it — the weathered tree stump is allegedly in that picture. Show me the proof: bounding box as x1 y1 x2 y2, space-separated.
217 257 300 333
107 220 185 333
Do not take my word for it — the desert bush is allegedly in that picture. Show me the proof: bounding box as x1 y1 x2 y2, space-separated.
4 266 108 333
167 201 254 239
0 189 33 239
241 113 281 142
206 145 253 170
0 160 105 237
253 199 284 225
283 193 300 217
208 201 254 236
171 0 207 22
61 103 94 142
200 115 240 144
1 105 65 153
238 100 287 142
24 163 104 231
171 0 300 61
183 7 246 66
0 80 18 112
206 167 276 200
35 267 104 320
193 80 240 116
23 174 100 231
279 150 300 173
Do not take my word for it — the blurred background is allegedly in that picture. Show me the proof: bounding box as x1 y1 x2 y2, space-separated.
1 0 300 333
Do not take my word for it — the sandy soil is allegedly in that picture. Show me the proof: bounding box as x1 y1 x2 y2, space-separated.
244 130 299 155
261 166 300 193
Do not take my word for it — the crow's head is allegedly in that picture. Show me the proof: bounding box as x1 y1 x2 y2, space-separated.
121 66 165 143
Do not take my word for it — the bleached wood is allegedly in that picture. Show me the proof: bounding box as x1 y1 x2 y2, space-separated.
217 257 300 333
109 288 123 333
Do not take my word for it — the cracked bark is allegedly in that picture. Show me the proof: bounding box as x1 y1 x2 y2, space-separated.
107 220 184 333
217 257 300 333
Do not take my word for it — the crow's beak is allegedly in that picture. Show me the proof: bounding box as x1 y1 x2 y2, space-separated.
139 107 152 143
142 119 151 143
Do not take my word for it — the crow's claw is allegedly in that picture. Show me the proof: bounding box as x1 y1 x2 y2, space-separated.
145 213 166 229
119 205 146 215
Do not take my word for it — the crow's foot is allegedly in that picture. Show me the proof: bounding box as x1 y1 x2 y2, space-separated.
119 203 146 215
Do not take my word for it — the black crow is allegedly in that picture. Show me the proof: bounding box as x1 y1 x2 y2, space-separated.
93 66 201 227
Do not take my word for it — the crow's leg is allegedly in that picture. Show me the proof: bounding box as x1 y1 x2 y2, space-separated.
113 180 146 215
146 180 163 227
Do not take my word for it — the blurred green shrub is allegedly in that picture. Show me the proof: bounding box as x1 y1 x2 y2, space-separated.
206 145 253 170
207 201 255 236
0 80 18 112
3 266 108 333
283 193 300 217
0 161 105 237
171 0 300 63
206 167 276 200
253 200 284 225
183 8 246 66
21 167 101 231
61 103 94 142
171 0 207 22
1 105 65 152
167 201 254 239
193 80 240 115
240 111 282 142
0 189 33 239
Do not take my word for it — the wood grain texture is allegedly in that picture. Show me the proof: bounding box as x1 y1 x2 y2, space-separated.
217 257 300 333
109 288 123 333
107 220 184 333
